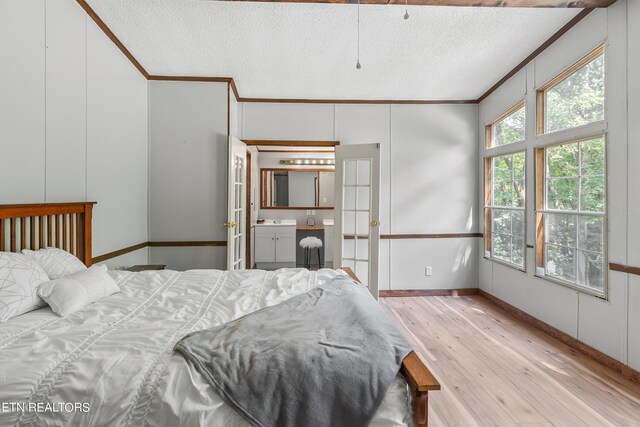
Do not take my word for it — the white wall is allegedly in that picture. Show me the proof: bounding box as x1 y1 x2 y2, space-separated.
0 0 149 268
624 0 640 371
242 102 479 291
248 146 260 225
478 2 638 368
148 81 228 271
0 0 45 203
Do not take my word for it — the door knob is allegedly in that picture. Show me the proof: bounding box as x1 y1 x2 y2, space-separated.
370 219 379 227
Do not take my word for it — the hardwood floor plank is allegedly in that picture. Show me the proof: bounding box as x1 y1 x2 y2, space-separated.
380 295 640 426
413 297 548 424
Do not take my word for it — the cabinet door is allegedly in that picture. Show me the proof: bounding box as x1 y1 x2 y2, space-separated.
275 233 296 262
255 234 276 263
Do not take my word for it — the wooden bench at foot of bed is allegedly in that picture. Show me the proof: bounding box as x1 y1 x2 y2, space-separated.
341 267 441 427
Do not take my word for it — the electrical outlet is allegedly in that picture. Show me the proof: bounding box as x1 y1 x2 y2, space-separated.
425 266 432 276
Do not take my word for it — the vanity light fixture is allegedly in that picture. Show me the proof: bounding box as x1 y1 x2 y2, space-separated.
280 159 335 166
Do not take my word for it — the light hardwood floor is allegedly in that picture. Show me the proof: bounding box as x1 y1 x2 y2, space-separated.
380 295 640 427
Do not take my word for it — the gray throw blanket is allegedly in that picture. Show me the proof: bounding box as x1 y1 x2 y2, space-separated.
173 277 412 427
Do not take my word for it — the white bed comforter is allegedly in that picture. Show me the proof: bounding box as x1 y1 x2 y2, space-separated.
0 268 410 427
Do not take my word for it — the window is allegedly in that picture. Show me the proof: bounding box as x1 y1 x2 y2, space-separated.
486 101 525 148
537 45 605 135
536 136 606 295
485 151 526 269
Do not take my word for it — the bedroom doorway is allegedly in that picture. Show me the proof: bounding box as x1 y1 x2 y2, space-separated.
226 137 247 270
334 144 380 300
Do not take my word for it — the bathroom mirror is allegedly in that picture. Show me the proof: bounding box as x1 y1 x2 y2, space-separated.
260 168 334 209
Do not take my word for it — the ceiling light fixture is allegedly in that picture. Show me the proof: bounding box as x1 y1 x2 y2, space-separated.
404 0 409 20
356 0 361 69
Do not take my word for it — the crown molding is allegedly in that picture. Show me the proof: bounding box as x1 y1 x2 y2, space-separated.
76 0 150 79
477 8 594 102
77 1 596 106
226 0 614 6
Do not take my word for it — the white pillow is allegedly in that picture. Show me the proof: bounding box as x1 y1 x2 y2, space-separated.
0 253 50 322
22 247 86 279
38 264 121 317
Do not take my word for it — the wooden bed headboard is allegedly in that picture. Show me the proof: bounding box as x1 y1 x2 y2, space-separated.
0 202 96 266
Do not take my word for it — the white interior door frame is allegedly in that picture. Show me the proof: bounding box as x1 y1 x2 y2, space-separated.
227 137 247 270
334 143 381 299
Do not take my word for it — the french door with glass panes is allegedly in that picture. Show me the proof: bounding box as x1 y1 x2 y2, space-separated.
334 144 381 299
226 137 247 270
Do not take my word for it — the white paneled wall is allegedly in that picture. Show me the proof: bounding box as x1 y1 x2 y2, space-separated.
479 2 638 367
243 103 335 141
86 15 149 265
148 81 229 270
242 102 480 291
0 0 149 268
45 0 86 201
625 0 640 371
0 0 46 203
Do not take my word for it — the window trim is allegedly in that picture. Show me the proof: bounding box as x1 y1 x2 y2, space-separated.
485 100 526 149
484 151 527 272
536 44 605 136
534 135 609 299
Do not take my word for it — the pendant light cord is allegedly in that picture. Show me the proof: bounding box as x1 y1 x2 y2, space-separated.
357 0 360 64
356 0 361 69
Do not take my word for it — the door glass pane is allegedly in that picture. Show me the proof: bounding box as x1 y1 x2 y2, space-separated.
343 259 355 271
357 160 370 185
343 239 355 259
356 238 368 260
357 187 370 210
343 211 356 234
344 187 356 210
356 211 369 235
355 260 369 287
345 160 357 185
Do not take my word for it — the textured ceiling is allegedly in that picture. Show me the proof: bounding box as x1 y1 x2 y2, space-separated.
86 0 580 100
